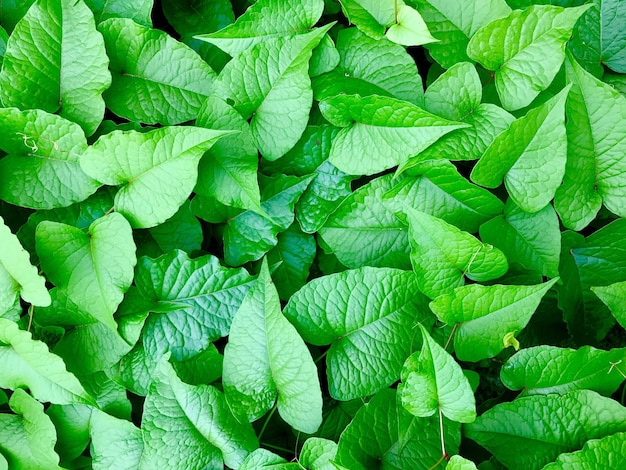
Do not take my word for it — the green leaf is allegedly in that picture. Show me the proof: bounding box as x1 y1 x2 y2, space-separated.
409 0 512 68
335 388 461 470
84 0 152 26
338 0 386 39
447 455 478 470
80 126 230 228
465 390 626 470
430 279 558 361
89 410 145 470
399 324 476 423
554 53 626 230
284 267 433 400
195 0 324 56
480 199 561 277
214 25 331 159
223 260 323 433
0 108 100 209
170 346 223 386
501 345 626 396
542 431 626 469
0 389 61 470
0 216 50 313
385 4 438 46
0 0 111 135
163 0 232 37
239 449 297 469
424 62 481 121
98 18 217 125
467 5 591 111
0 25 8 65
319 93 467 175
299 437 338 470
404 207 508 298
309 33 340 77
0 318 94 405
592 280 626 330
471 87 569 213
36 213 136 331
142 201 203 256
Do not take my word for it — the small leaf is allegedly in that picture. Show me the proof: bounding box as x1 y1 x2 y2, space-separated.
239 449 297 469
89 410 145 470
84 0 152 26
592 280 626 331
542 431 626 469
447 455 478 470
385 4 438 46
299 437 338 470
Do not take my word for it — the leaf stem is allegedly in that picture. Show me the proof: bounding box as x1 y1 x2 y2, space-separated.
428 455 446 470
260 442 294 454
257 404 277 442
394 0 399 24
314 349 329 364
444 323 458 351
438 407 448 461
27 304 34 332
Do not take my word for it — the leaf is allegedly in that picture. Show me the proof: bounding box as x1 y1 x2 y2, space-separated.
409 0 512 68
479 199 561 277
465 390 626 470
447 455 478 470
592 280 626 330
214 25 331 159
385 4 438 46
284 267 433 400
80 126 231 228
36 213 136 331
239 449 297 469
335 388 461 470
309 33 340 77
89 410 145 470
319 93 467 175
467 4 591 111
430 279 558 361
0 25 8 65
84 0 152 26
162 0 232 37
223 260 323 433
0 318 94 405
338 0 386 39
299 438 338 470
142 201 203 256
399 324 476 423
0 0 111 135
0 216 50 313
470 87 569 213
501 345 626 396
0 108 100 209
554 53 626 230
98 18 217 125
404 207 508 298
542 431 626 469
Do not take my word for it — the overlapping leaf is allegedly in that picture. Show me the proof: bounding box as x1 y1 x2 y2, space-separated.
543 431 626 469
593 280 626 330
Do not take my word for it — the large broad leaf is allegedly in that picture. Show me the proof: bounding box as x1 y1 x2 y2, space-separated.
554 53 626 230
0 216 50 314
465 390 626 470
335 388 461 470
430 279 558 361
36 213 136 331
80 126 230 228
480 199 561 277
404 207 508 298
471 87 569 213
409 0 512 68
319 93 466 175
501 345 626 396
543 431 626 469
98 18 216 125
467 4 591 111
0 0 111 135
0 318 94 405
0 108 100 209
84 0 152 26
284 267 433 400
223 260 323 433
593 280 626 330
399 324 476 423
214 25 331 159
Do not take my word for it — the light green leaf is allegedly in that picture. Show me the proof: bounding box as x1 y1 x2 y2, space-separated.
239 449 297 469
592 280 626 330
338 0 386 39
0 108 100 209
80 126 230 228
465 390 626 470
467 4 591 111
89 410 144 470
170 346 223 387
0 216 50 313
447 455 478 470
404 207 508 298
99 18 216 125
214 25 331 159
143 201 203 256
554 53 626 230
409 0 512 68
424 62 481 121
386 4 438 46
36 213 136 331
501 345 626 396
0 318 94 405
430 279 558 361
399 324 476 422
223 260 323 433
319 93 467 175
543 431 626 469
299 438 338 470
309 33 340 77
471 87 569 213
0 0 111 135
284 267 433 400
480 199 561 277
84 0 152 26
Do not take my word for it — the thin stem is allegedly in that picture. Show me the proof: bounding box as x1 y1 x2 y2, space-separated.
609 361 626 380
27 304 34 332
257 405 277 442
314 349 329 364
438 408 447 461
427 455 446 470
444 324 458 351
394 0 399 23
104 206 115 216
260 442 294 454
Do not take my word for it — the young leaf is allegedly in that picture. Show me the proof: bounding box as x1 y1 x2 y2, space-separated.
84 0 152 26
299 437 338 469
385 4 438 46
467 4 591 110
542 431 626 469
98 18 216 125
399 324 476 423
223 260 323 433
430 279 558 361
36 213 136 331
0 0 111 135
239 449 298 469
447 455 478 470
80 126 231 228
471 87 569 213
465 390 626 470
284 267 433 400
592 280 626 330
337 0 386 39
